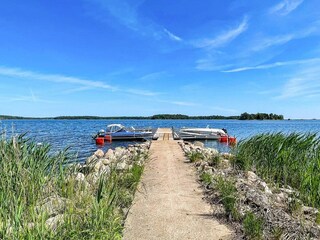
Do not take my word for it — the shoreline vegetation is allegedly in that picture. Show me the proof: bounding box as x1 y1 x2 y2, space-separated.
1 131 320 238
181 133 320 238
0 134 150 239
0 112 284 120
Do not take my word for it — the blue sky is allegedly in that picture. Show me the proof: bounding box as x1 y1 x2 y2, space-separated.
0 0 319 118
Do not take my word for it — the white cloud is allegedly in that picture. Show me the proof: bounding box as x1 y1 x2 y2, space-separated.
223 58 320 73
87 0 183 42
252 34 294 51
163 28 182 42
269 0 304 15
277 63 320 99
157 99 198 107
195 16 248 49
125 89 161 96
139 71 167 81
0 66 160 97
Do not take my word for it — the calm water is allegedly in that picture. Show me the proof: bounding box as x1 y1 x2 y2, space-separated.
1 119 319 162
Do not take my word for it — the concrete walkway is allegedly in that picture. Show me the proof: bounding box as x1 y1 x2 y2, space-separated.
123 128 233 239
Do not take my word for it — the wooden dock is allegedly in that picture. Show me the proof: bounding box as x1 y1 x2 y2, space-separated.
123 128 233 239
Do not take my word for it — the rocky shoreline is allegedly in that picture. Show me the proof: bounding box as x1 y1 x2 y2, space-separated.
180 141 320 239
22 142 151 235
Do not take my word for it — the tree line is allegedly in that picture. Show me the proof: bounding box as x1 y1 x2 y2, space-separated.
239 112 284 120
1 113 284 120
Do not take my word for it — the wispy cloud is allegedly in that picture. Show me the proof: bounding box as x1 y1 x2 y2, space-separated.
252 34 294 51
195 16 249 49
276 62 320 99
125 89 161 96
223 58 320 72
87 0 182 42
157 99 198 107
251 23 319 52
0 66 160 97
269 0 304 16
139 71 167 81
163 28 182 42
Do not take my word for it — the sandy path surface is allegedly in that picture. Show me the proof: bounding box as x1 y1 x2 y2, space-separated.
123 129 233 240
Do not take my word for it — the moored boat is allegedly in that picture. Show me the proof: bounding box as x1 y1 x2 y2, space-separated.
173 126 236 143
93 124 157 144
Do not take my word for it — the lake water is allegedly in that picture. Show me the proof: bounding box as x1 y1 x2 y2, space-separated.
1 119 319 162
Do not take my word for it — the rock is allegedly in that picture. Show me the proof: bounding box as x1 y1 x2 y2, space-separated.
194 141 204 148
100 165 111 175
116 162 127 170
102 158 112 165
94 149 104 158
204 168 213 175
302 206 319 216
246 171 258 183
86 155 98 165
70 172 90 190
115 147 124 156
274 192 286 204
220 159 230 169
184 146 191 153
280 187 295 195
257 181 272 194
87 172 100 184
45 214 64 231
37 197 66 217
93 160 104 172
264 185 273 195
74 172 85 182
105 149 114 158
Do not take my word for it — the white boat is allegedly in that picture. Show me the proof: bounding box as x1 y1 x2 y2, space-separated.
94 124 157 141
174 126 228 140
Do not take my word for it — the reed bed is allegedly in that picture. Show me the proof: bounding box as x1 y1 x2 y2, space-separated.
234 132 320 208
0 135 144 239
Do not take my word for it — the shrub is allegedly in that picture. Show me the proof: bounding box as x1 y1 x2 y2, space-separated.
243 212 264 239
200 172 212 186
187 151 204 163
215 176 239 220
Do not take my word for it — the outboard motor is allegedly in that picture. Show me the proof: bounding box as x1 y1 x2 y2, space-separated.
222 128 227 134
98 129 105 137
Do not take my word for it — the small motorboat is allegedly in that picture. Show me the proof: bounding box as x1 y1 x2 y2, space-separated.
173 126 236 144
93 124 157 144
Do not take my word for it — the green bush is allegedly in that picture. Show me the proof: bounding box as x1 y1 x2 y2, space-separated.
243 212 264 239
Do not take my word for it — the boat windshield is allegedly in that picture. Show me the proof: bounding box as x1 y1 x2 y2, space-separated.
106 124 124 133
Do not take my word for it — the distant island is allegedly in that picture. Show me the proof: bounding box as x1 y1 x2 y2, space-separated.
0 113 284 120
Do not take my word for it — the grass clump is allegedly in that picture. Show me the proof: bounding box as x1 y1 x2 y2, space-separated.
243 211 264 240
0 135 146 239
200 172 212 186
207 154 221 167
187 151 204 163
234 132 320 208
316 212 320 225
215 176 240 220
288 196 302 215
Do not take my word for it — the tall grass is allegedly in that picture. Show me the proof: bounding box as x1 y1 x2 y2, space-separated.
234 132 320 207
0 135 145 239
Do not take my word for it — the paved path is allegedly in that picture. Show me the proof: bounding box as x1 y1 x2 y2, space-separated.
123 128 233 240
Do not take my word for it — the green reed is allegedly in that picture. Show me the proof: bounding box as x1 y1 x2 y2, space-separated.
234 132 320 207
0 135 145 239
